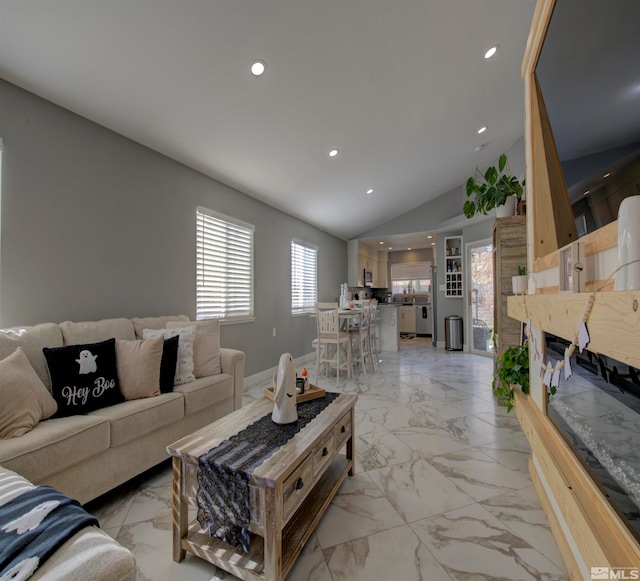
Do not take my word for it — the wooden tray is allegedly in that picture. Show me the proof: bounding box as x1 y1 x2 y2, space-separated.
263 383 326 403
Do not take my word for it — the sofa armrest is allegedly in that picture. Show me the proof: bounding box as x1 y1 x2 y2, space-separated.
220 348 245 410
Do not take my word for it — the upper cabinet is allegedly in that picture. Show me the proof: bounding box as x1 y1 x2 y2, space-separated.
347 240 379 287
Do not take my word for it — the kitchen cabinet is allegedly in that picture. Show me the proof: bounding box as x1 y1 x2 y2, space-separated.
378 305 399 352
347 240 380 287
399 305 416 334
376 250 388 288
444 236 463 298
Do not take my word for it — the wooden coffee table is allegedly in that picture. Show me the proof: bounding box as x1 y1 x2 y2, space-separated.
167 393 357 581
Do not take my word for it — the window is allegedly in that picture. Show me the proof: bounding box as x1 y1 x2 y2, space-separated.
390 262 431 295
196 206 254 321
291 239 317 314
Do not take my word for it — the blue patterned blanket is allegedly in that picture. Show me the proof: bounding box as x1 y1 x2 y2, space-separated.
0 486 98 581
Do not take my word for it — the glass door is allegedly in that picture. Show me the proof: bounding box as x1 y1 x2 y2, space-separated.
466 239 494 356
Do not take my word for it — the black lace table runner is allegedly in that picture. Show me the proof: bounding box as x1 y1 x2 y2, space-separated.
197 392 340 552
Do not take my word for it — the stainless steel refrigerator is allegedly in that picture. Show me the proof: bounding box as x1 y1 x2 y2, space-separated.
431 265 437 347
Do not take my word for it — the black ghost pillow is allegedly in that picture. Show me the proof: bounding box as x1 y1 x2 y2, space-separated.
43 338 124 417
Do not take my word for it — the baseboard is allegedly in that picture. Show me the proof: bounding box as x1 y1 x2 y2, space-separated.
244 352 316 389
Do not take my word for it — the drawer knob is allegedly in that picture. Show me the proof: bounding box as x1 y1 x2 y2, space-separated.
295 477 304 490
322 447 329 457
341 425 346 433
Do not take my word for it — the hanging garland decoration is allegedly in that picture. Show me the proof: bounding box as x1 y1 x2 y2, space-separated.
521 258 640 397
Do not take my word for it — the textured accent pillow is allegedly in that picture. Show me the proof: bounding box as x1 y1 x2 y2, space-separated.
167 319 221 378
160 336 180 393
115 337 164 400
43 338 124 417
131 315 190 339
142 326 195 386
0 348 58 438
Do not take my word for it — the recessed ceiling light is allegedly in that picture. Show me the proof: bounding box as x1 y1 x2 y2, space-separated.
431 242 436 246
584 190 590 196
407 247 412 251
367 189 374 195
329 149 339 157
603 172 611 178
379 241 384 245
427 235 432 239
484 45 498 59
388 247 393 250
250 60 266 76
478 126 487 134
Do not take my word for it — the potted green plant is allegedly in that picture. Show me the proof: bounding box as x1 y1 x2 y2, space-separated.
512 265 527 295
463 153 526 219
493 343 529 412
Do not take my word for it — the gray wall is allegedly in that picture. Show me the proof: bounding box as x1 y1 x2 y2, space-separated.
0 79 347 376
388 248 433 266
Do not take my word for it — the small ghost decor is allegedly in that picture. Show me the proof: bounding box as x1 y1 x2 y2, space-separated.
272 353 298 425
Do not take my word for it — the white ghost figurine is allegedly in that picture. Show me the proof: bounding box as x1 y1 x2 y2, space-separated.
272 353 298 425
76 350 98 374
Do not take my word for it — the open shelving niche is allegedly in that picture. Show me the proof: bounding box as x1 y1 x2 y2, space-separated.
444 235 463 298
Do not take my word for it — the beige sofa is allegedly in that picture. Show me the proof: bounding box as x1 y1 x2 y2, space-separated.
0 465 137 580
0 315 244 505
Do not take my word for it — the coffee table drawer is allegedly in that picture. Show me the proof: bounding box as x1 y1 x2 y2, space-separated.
283 455 313 522
334 410 352 449
313 430 335 479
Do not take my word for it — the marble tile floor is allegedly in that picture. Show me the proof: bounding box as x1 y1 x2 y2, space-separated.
86 338 569 580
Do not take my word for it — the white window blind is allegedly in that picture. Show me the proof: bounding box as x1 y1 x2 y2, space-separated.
291 239 318 314
196 206 254 321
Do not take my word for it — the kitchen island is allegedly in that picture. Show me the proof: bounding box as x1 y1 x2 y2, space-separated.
377 304 400 352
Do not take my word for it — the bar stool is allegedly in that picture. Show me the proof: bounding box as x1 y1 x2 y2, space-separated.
349 301 375 377
314 302 353 385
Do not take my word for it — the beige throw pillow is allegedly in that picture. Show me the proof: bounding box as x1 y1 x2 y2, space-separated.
166 319 221 378
142 326 196 385
115 337 164 400
0 347 58 438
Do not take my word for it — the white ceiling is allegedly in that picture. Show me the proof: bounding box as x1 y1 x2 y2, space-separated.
0 0 536 244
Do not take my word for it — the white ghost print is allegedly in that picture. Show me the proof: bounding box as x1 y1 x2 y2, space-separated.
3 500 61 534
76 350 98 374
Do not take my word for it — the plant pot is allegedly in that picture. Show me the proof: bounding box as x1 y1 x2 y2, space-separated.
496 196 516 218
512 275 527 295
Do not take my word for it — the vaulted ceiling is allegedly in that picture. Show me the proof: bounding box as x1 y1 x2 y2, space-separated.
0 0 537 242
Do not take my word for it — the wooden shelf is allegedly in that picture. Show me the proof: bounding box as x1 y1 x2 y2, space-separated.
181 456 351 581
507 290 640 369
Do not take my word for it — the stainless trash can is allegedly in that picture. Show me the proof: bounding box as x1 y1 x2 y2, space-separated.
444 315 463 351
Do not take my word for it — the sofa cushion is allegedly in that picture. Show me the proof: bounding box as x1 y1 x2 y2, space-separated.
159 336 179 393
0 323 63 391
44 339 124 417
0 348 58 438
167 319 221 378
60 318 135 345
89 392 184 447
142 326 195 386
173 374 233 416
131 315 189 339
0 415 111 483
